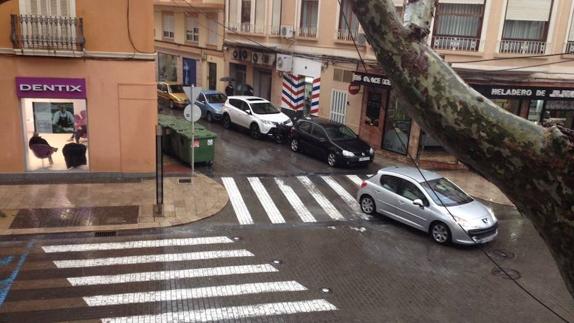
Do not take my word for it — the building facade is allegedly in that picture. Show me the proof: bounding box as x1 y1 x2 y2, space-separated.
224 0 574 168
154 0 226 92
0 0 157 174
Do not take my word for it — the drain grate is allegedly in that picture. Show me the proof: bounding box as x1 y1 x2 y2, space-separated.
94 231 117 237
178 178 192 184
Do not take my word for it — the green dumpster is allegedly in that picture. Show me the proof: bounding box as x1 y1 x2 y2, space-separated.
158 116 217 165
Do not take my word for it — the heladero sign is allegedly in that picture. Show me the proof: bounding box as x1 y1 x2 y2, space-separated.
16 77 87 99
472 84 574 101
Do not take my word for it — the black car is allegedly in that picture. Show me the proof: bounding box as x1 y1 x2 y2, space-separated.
290 118 374 167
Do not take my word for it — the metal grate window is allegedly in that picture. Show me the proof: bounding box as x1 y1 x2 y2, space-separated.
330 89 347 124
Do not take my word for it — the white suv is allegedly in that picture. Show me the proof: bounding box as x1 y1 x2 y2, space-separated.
222 96 293 142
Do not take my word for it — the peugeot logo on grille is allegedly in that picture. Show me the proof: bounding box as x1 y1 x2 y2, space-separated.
482 218 489 224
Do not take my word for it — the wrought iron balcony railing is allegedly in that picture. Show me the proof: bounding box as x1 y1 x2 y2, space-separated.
499 39 546 55
11 14 84 51
432 36 480 52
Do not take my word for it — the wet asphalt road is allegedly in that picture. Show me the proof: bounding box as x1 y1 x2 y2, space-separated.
0 110 572 322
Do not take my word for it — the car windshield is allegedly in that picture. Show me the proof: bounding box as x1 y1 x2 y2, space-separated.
250 102 280 114
420 178 473 207
206 93 227 103
169 84 185 93
324 125 358 141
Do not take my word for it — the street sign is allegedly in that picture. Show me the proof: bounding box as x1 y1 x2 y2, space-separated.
184 104 201 122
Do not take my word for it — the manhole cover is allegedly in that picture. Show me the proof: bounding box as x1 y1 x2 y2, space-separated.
491 249 516 260
491 267 521 280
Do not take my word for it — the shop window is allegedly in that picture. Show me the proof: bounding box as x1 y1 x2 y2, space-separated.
162 12 175 40
158 53 178 82
365 90 382 126
432 2 484 51
299 0 319 37
23 99 88 171
492 99 521 115
500 0 553 54
528 100 545 124
543 101 574 129
382 93 411 155
186 15 199 43
333 69 353 83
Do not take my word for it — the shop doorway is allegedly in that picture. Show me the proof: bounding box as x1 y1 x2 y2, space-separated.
22 98 89 172
208 62 217 90
182 58 197 86
229 63 246 94
253 69 272 100
330 89 347 124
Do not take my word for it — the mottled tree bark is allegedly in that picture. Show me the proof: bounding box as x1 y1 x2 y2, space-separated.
350 0 574 297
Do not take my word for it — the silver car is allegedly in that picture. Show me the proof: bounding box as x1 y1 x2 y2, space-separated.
357 166 498 245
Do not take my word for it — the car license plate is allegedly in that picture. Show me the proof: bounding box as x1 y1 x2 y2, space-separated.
359 157 370 162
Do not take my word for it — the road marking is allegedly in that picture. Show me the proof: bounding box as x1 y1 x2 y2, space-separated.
101 299 337 322
248 177 286 224
222 177 254 225
67 264 278 286
274 178 316 223
297 176 345 221
53 249 253 268
321 176 369 220
346 175 363 186
84 281 307 306
42 236 234 253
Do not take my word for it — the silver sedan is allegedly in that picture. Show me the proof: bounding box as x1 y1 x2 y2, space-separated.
357 166 498 245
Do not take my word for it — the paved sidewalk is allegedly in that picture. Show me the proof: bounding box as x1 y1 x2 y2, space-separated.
0 174 228 236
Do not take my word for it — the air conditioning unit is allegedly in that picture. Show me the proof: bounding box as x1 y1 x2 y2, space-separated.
252 52 261 65
280 25 294 39
276 54 293 72
356 33 367 46
239 49 251 61
232 49 240 60
261 53 275 65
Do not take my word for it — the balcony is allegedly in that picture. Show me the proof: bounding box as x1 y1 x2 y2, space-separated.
298 26 317 38
432 36 480 52
336 29 358 41
499 39 546 55
566 41 574 54
11 14 84 51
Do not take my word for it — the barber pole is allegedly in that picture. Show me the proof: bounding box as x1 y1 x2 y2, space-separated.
281 73 304 111
311 78 320 115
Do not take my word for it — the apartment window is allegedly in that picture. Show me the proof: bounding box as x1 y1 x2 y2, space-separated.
228 0 239 30
337 0 359 40
241 0 251 32
333 69 353 83
24 0 72 16
500 0 553 54
254 0 265 33
186 15 199 43
300 0 319 37
162 12 175 40
271 0 282 35
207 14 218 45
432 1 484 52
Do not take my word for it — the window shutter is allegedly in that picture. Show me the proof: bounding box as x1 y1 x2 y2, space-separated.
228 0 238 27
271 0 281 28
59 0 70 16
506 0 552 22
255 0 265 28
29 0 39 15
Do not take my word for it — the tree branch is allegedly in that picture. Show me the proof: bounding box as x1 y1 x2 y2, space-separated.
351 0 574 298
403 0 437 40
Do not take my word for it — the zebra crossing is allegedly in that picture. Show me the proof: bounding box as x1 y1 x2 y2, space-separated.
0 235 337 322
219 174 372 225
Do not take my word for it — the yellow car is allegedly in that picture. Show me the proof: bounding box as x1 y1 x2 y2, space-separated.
157 82 190 110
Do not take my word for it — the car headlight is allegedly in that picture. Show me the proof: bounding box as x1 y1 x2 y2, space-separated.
284 119 293 126
261 120 276 126
369 148 374 155
342 150 355 157
453 216 472 229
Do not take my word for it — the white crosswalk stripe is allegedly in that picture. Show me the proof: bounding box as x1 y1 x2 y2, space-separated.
222 177 254 224
274 178 317 223
321 176 369 220
8 236 338 322
248 177 286 223
346 175 363 186
297 176 345 221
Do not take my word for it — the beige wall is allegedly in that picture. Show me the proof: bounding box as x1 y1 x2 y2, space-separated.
0 57 157 173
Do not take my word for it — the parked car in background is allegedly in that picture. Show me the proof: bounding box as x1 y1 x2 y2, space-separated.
194 90 227 122
157 82 189 110
222 96 293 143
357 166 498 245
290 118 374 167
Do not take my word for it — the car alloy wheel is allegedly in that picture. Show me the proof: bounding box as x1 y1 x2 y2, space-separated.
223 115 231 129
206 112 213 123
250 123 261 139
290 138 300 152
360 196 376 215
430 222 451 244
327 153 337 167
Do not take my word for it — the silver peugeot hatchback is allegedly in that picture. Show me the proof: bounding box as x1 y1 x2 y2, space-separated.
357 166 498 245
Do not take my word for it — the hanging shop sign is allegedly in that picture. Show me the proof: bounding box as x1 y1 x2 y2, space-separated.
472 84 574 101
351 72 392 88
16 77 87 99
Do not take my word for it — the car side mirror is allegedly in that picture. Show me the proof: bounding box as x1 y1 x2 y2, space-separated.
319 137 327 143
413 199 425 208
